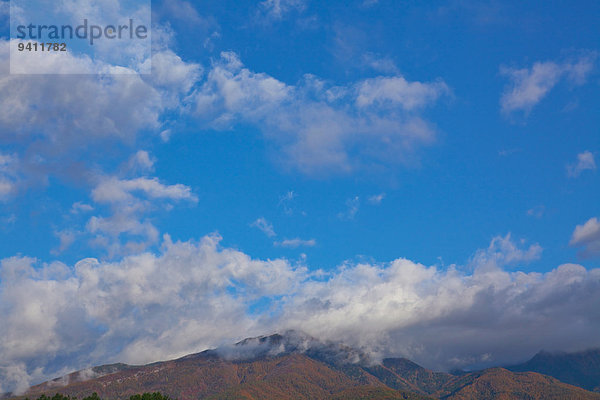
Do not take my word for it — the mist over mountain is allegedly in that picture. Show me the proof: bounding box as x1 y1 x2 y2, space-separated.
213 330 373 366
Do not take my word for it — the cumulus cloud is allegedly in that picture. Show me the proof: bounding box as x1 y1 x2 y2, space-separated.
0 235 306 393
282 260 600 371
0 38 201 196
0 26 202 257
470 233 542 269
0 41 161 140
85 175 197 256
567 150 596 178
570 217 600 258
274 238 316 248
500 54 596 114
2 233 598 393
194 52 447 174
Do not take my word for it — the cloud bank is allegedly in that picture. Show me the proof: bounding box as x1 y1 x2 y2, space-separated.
1 234 599 393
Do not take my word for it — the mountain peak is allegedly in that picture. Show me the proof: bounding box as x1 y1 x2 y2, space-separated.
213 330 373 366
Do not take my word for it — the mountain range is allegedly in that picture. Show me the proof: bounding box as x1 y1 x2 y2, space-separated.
8 331 600 400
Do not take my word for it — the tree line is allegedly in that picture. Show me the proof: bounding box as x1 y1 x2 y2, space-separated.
26 393 173 400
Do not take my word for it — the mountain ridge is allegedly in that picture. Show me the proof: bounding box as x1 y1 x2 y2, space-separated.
9 331 600 400
507 348 600 392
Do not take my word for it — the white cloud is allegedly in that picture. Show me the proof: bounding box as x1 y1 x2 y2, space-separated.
71 202 94 214
251 217 276 238
355 76 449 110
470 233 542 269
0 234 305 393
1 234 599 393
281 260 600 371
124 150 155 174
194 52 447 175
361 53 399 74
0 39 201 196
91 177 196 204
85 176 197 257
144 50 202 108
500 54 596 114
0 42 162 139
570 217 600 258
52 230 78 255
274 238 316 248
567 150 596 178
195 52 290 125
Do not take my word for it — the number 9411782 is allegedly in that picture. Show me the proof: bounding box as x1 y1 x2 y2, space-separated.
17 42 67 52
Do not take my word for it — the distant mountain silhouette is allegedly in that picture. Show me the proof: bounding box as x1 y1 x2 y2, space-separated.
508 348 600 392
9 332 600 400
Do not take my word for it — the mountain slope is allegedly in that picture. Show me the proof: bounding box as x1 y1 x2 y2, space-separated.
13 332 600 400
508 349 600 392
19 352 431 400
435 368 600 400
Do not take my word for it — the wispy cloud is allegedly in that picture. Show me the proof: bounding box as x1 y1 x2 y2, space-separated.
368 193 385 205
251 217 276 238
52 230 78 255
338 196 360 220
71 202 94 214
567 150 596 178
0 153 18 201
500 53 596 114
278 191 297 215
526 205 545 219
258 0 307 20
274 238 316 248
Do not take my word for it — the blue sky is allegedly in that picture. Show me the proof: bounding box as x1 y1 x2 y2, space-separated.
0 0 599 393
